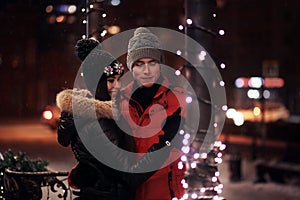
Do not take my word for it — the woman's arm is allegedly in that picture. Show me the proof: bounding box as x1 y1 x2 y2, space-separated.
79 108 183 188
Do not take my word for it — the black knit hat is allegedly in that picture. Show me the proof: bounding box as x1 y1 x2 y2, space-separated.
75 38 124 93
75 38 100 62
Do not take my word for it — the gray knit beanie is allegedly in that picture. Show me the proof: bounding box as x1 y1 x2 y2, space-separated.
127 27 163 71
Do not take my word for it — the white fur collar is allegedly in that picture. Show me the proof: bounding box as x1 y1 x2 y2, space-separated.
56 89 113 119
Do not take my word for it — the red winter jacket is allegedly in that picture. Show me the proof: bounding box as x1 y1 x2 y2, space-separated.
119 78 186 200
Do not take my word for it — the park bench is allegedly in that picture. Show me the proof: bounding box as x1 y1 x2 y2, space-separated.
255 143 300 185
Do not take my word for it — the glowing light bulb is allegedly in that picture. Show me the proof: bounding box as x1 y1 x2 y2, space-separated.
186 18 192 25
219 29 225 35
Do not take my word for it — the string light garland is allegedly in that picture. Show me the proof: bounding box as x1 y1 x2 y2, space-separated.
0 171 3 199
81 0 107 40
175 124 226 200
175 1 228 199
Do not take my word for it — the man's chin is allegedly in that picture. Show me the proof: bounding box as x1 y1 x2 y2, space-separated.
141 82 154 88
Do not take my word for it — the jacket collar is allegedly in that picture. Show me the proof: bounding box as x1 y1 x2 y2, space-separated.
56 89 113 119
121 77 170 100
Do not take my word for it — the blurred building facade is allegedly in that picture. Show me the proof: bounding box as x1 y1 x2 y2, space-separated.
0 0 299 119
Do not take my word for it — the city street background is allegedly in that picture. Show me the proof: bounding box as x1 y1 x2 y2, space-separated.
1 0 300 199
1 120 300 200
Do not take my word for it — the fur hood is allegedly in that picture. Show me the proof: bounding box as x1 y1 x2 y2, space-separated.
56 89 113 119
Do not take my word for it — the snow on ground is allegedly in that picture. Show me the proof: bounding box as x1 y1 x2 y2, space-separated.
218 155 300 200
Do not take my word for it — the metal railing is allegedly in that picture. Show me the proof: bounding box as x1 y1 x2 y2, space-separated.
1 169 70 200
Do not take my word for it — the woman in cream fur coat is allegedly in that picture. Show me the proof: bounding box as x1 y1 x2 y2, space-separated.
56 39 176 200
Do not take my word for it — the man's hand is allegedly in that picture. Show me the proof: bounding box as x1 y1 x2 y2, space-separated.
157 107 183 149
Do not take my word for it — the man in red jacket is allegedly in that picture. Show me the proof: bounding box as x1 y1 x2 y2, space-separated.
116 27 187 200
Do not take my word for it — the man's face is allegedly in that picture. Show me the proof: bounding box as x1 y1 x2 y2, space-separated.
132 58 160 88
